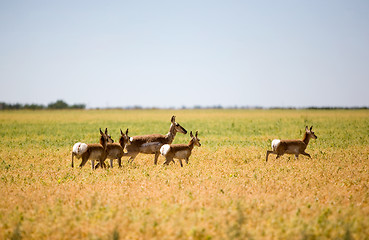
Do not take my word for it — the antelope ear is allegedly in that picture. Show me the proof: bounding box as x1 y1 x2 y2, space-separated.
126 128 129 135
105 128 108 135
195 131 198 137
305 126 308 131
310 126 313 131
171 116 176 123
190 131 193 138
100 128 104 135
120 129 123 135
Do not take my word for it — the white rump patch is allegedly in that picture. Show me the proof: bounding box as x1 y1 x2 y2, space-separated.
130 137 133 142
73 142 88 156
271 139 281 151
160 144 171 156
73 142 81 153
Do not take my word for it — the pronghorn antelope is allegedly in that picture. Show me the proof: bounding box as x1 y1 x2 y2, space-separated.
72 128 114 162
124 116 187 164
160 131 201 167
71 128 108 170
95 128 131 168
266 126 317 162
98 128 116 168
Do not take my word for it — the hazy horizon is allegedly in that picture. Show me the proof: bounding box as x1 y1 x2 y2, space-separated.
1 1 368 109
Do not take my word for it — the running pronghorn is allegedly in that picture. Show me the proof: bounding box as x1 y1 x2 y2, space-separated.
266 126 317 162
124 116 187 164
160 131 201 167
71 128 108 170
95 128 131 168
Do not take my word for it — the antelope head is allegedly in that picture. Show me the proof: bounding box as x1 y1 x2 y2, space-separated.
305 126 318 139
105 128 114 143
120 128 131 147
99 128 108 149
171 115 187 134
190 131 201 147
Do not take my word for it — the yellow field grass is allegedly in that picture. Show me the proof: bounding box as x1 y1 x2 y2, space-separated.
0 109 368 239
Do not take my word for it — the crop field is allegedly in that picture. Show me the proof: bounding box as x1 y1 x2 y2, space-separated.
0 109 368 239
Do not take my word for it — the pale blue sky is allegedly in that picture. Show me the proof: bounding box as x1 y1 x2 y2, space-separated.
1 1 368 108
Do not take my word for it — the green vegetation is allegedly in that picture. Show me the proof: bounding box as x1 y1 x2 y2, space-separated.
0 109 368 239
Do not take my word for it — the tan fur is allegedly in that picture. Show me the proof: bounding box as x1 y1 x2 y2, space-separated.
96 129 131 168
72 128 114 169
124 116 187 164
266 126 317 162
105 143 124 168
71 129 108 170
162 131 201 167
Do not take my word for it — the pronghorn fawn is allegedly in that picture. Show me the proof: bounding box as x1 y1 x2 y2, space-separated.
160 131 201 167
124 116 187 164
266 126 317 162
95 128 131 168
71 128 108 170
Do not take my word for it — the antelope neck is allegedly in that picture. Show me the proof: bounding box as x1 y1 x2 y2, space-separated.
100 137 107 149
302 133 311 146
166 123 177 144
188 139 195 150
119 137 124 148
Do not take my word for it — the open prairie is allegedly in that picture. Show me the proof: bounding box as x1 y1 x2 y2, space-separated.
0 109 368 239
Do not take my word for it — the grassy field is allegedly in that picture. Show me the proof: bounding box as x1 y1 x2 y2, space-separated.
0 109 368 239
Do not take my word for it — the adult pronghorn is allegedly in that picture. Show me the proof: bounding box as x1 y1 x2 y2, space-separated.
266 126 317 162
72 128 113 169
95 128 131 168
160 131 201 167
124 116 187 164
71 128 108 170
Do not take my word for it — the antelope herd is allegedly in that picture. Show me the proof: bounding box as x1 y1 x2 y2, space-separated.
71 116 317 170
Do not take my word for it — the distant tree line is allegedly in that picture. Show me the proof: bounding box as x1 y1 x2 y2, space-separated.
0 100 86 110
1 101 367 110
